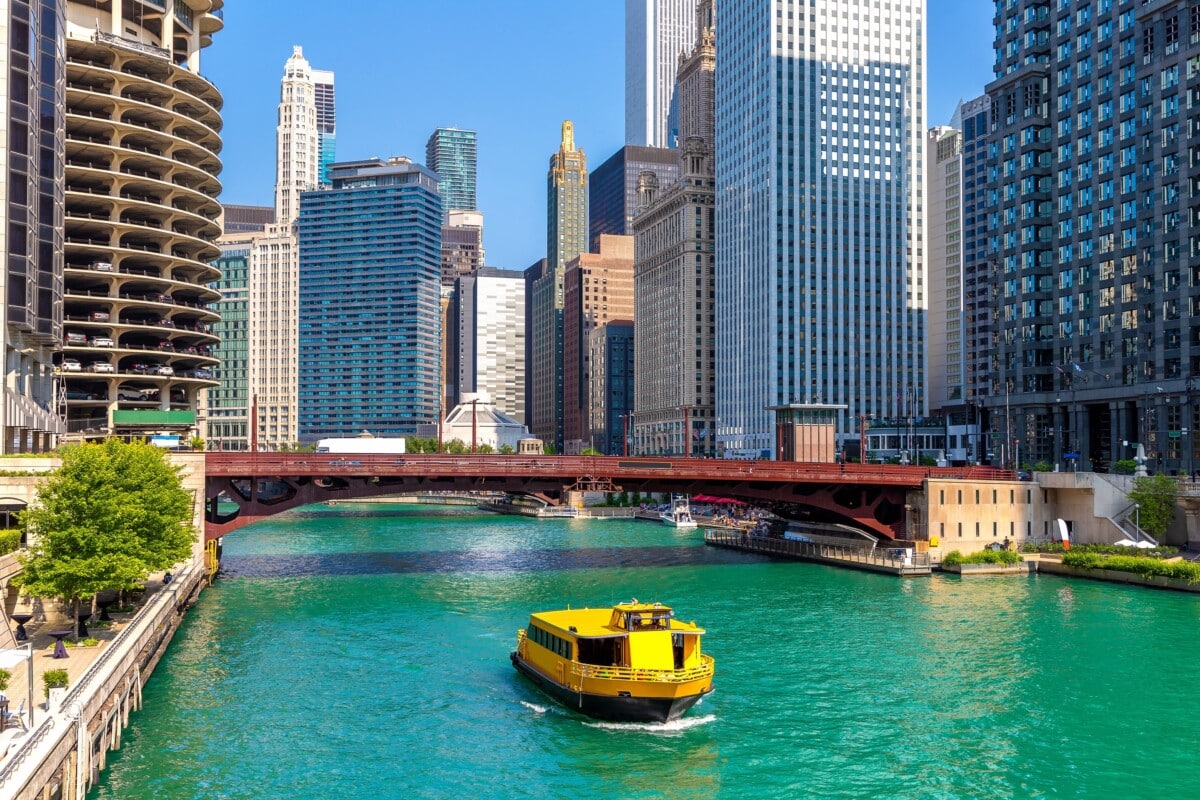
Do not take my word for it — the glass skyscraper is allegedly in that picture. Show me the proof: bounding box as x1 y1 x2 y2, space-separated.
426 127 477 217
296 158 442 441
714 0 926 459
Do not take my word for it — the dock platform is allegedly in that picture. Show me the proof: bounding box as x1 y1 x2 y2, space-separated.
703 530 932 576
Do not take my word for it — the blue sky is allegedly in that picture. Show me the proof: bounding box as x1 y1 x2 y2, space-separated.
206 1 995 271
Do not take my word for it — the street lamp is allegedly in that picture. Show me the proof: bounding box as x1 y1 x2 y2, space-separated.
1133 502 1141 543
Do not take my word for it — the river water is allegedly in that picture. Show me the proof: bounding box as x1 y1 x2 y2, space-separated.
89 503 1200 799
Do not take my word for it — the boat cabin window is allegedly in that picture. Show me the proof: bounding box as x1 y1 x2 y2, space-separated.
576 636 624 667
617 611 673 631
527 624 572 660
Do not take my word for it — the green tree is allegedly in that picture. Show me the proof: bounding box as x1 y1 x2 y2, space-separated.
543 443 557 455
1127 473 1178 538
19 440 196 636
477 443 494 454
498 444 514 455
446 439 467 454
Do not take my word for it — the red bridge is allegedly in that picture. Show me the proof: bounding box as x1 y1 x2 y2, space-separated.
204 453 1012 541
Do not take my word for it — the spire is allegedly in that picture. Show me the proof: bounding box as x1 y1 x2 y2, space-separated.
561 120 575 152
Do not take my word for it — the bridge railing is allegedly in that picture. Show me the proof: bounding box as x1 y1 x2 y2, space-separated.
704 529 932 569
205 453 1016 484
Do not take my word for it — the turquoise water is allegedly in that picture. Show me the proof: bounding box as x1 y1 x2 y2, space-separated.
90 504 1200 799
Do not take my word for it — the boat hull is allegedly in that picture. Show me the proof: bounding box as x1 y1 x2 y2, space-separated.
511 652 709 723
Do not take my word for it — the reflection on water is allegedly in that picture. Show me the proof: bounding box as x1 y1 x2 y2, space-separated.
220 544 766 578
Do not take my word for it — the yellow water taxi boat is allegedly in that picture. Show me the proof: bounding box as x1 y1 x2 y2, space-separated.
511 600 714 723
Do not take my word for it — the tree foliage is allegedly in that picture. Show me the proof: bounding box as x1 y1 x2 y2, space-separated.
1127 473 1178 538
19 440 196 608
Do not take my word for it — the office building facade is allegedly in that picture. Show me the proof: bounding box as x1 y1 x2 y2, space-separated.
296 158 442 442
426 127 477 216
562 234 635 453
530 122 588 449
454 268 526 423
714 0 926 459
589 320 635 455
441 209 484 286
589 145 680 251
313 67 336 186
209 236 250 450
631 0 716 457
626 0 698 147
0 0 64 451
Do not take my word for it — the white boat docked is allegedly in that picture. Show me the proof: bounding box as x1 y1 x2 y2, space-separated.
660 495 698 529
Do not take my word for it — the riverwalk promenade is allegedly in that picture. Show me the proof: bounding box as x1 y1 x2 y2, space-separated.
0 564 203 799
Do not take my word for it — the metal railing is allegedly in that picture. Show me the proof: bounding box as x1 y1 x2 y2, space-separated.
704 530 932 569
571 655 714 685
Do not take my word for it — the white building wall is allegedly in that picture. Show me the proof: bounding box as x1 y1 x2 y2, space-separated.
474 274 526 424
715 0 927 458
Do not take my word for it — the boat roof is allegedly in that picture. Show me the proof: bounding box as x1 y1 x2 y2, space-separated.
530 602 706 638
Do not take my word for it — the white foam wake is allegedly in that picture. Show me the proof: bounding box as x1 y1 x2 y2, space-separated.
520 700 549 714
583 714 716 734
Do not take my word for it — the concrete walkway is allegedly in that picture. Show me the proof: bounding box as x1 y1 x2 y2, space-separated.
0 577 170 739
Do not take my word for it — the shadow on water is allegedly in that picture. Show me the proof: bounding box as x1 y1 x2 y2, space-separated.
220 544 769 579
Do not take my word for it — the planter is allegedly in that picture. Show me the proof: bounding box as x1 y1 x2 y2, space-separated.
941 562 1032 575
1038 561 1200 593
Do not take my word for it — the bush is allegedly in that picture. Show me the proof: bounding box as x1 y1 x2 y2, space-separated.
0 529 21 555
0 669 9 693
1022 542 1177 558
942 549 1022 567
1062 551 1200 583
941 550 963 566
1112 459 1137 475
42 669 68 698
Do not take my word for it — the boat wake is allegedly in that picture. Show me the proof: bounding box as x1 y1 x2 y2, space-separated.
583 714 716 734
520 700 550 714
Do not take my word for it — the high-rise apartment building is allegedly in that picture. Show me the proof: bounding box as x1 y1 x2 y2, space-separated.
1 0 64 452
530 122 588 449
454 268 526 423
248 46 331 449
988 1 1200 474
426 127 477 217
631 0 716 457
626 0 697 147
562 234 635 453
313 68 336 186
714 0 926 459
589 145 679 251
523 257 547 440
57 0 224 443
296 158 442 442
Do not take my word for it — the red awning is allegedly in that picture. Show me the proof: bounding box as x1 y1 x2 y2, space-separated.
691 495 746 505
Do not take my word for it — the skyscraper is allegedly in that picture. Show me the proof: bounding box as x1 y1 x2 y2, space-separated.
297 158 442 441
626 0 697 147
631 0 716 457
530 122 589 449
249 46 331 449
426 127 478 216
927 124 967 461
273 47 321 227
0 0 64 451
313 68 336 186
562 235 636 453
440 210 485 287
57 0 224 444
714 0 926 459
589 145 679 251
988 1 1198 474
454 268 527 423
